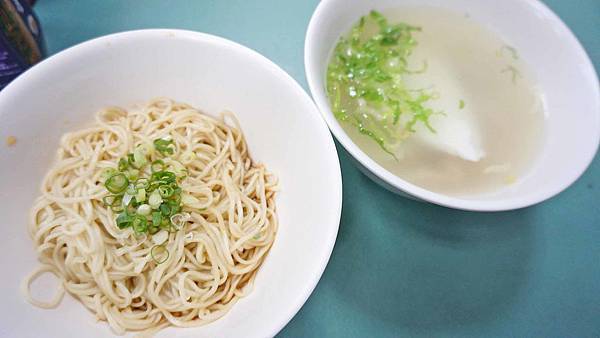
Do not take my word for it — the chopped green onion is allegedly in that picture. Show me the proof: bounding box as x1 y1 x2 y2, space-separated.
136 143 154 156
104 137 185 255
159 203 172 216
111 206 124 213
160 217 172 230
166 199 181 214
133 148 148 168
170 213 187 229
501 65 521 83
126 183 137 195
102 195 118 207
110 196 124 212
105 173 129 194
116 212 132 229
500 44 519 60
152 211 162 227
135 178 149 189
124 200 137 214
326 10 437 158
166 159 187 177
170 190 182 204
151 160 165 173
126 168 139 181
158 185 175 198
148 190 163 209
118 158 129 171
136 188 146 203
100 168 117 182
172 187 182 196
122 192 134 207
127 153 136 167
151 171 176 184
154 138 175 156
137 204 151 216
459 99 465 109
129 199 140 209
132 215 148 233
150 244 169 264
147 180 161 192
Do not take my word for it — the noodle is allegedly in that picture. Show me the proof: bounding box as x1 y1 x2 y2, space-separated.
23 98 278 335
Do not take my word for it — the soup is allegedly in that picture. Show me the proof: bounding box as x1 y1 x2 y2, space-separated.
327 7 546 196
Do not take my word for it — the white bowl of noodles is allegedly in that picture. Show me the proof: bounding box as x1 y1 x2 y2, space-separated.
0 30 342 337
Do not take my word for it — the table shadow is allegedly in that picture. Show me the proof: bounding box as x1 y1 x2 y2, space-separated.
327 157 537 334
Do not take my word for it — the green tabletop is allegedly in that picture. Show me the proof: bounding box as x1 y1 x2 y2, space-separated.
35 1 600 337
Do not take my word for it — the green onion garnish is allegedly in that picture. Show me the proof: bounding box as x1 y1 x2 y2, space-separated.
126 183 137 196
102 137 189 251
159 203 171 216
110 197 124 213
126 169 139 181
158 185 175 198
100 168 117 182
137 204 151 216
501 65 521 83
166 199 181 214
326 10 439 158
102 195 118 207
116 212 132 229
152 211 162 227
135 178 150 189
127 153 136 167
151 171 176 184
118 158 129 171
135 188 146 203
151 160 165 173
148 190 163 209
160 217 171 230
105 173 129 194
170 213 187 229
132 215 148 233
132 148 147 168
150 244 169 264
153 139 175 156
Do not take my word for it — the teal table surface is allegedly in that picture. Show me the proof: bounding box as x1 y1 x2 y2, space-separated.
35 1 600 337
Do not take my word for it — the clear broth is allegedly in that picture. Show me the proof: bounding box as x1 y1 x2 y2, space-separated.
339 7 546 196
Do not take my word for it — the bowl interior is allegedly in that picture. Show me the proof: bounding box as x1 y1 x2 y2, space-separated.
0 30 341 337
305 0 600 210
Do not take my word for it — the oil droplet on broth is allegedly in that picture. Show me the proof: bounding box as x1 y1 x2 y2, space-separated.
340 7 546 197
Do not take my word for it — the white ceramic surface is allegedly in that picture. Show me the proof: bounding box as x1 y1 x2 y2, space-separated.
305 0 600 211
0 30 342 338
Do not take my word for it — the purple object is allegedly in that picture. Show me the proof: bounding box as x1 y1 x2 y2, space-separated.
0 0 45 89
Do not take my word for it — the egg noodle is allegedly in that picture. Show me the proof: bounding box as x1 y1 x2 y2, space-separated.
22 98 278 335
